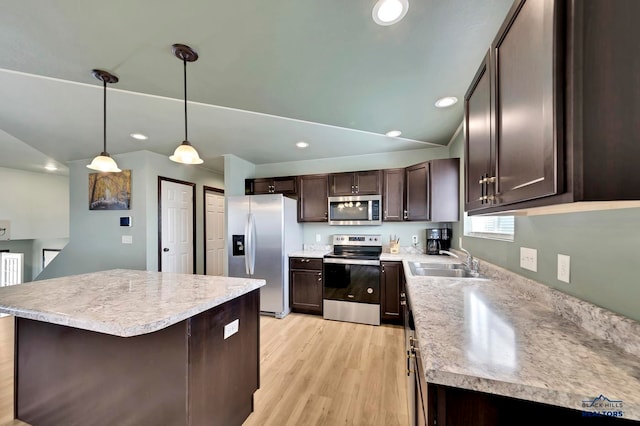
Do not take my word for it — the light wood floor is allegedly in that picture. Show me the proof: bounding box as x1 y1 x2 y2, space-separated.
0 314 407 426
244 314 408 426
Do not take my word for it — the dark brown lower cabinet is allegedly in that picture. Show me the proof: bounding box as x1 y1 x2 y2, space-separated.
381 261 404 323
15 290 260 426
422 383 635 425
290 257 323 315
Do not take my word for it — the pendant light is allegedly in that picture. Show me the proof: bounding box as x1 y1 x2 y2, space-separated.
87 69 121 172
169 44 203 165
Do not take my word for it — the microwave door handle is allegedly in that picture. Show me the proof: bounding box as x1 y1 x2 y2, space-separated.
368 200 373 220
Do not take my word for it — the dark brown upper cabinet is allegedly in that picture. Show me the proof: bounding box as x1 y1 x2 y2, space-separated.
245 176 297 196
328 170 382 196
383 169 405 221
465 0 562 214
405 158 460 222
464 51 493 212
465 0 640 215
297 174 329 222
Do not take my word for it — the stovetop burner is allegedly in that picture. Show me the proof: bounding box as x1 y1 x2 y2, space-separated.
325 234 382 260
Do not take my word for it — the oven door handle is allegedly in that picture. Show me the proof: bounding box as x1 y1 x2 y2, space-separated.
323 258 380 266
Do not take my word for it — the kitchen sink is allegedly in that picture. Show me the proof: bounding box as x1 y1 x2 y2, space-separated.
408 262 487 279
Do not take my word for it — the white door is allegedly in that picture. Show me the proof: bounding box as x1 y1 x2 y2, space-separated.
205 190 225 276
160 179 194 273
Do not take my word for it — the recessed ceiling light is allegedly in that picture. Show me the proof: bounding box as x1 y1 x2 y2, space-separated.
296 141 309 148
385 130 402 137
373 0 409 26
435 97 458 108
130 133 148 140
44 164 58 171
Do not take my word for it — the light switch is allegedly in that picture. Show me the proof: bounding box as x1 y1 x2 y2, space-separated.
557 254 570 283
122 235 133 244
520 247 537 272
224 319 239 339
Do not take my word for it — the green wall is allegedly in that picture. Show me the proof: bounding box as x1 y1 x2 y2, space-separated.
450 127 640 321
39 150 223 279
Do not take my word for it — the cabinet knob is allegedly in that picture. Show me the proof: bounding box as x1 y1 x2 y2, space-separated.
403 210 408 219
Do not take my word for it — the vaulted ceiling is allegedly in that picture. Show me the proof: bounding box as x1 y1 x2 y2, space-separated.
0 0 513 174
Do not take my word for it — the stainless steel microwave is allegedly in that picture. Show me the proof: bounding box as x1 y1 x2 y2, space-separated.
327 195 382 225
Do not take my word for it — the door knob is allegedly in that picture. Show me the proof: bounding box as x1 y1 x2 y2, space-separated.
163 248 170 252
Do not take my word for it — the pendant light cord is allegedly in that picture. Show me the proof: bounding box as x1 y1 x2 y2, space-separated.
103 79 107 153
183 59 188 142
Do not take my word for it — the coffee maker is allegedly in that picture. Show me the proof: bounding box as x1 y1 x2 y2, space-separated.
426 228 452 255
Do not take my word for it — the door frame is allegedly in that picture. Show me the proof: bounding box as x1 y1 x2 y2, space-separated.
158 176 197 273
203 185 224 275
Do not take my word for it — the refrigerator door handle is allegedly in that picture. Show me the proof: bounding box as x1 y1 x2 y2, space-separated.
248 213 257 275
244 214 252 275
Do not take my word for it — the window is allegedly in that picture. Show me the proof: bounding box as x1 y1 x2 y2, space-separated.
464 212 514 241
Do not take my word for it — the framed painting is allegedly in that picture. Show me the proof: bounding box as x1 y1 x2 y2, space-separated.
89 170 132 210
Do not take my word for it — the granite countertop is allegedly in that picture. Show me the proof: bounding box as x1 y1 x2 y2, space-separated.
403 259 640 420
0 269 265 337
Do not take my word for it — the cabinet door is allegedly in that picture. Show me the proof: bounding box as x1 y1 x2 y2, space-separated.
297 174 329 222
493 0 561 205
329 173 356 196
251 178 273 194
383 169 405 221
430 158 460 222
405 162 430 221
273 177 297 195
381 262 404 321
290 269 323 315
355 170 382 195
464 52 494 212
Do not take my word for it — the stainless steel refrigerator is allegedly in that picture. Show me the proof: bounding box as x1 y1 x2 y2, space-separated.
227 194 302 318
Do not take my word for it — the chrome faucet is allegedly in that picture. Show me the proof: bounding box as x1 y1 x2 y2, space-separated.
438 250 459 259
440 248 480 274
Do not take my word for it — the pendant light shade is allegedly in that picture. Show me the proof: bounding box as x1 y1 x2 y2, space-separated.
170 44 203 165
87 69 121 172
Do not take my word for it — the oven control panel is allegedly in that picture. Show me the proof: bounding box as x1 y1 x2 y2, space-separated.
331 234 381 246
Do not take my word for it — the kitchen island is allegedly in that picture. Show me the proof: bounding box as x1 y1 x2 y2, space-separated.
0 269 265 426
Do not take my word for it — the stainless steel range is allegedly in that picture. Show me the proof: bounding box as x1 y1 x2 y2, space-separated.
323 234 382 326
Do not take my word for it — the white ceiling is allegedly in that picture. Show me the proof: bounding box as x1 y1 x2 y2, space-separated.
0 0 513 175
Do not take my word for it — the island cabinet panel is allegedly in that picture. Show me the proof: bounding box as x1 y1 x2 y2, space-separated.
383 168 405 221
290 257 323 315
189 287 260 426
380 261 404 323
15 289 260 426
297 174 329 222
329 170 382 196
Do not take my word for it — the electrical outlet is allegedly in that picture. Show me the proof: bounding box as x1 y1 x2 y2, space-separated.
122 235 133 244
315 233 321 243
412 235 419 244
520 247 537 272
0 220 9 241
224 319 239 339
557 254 570 283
